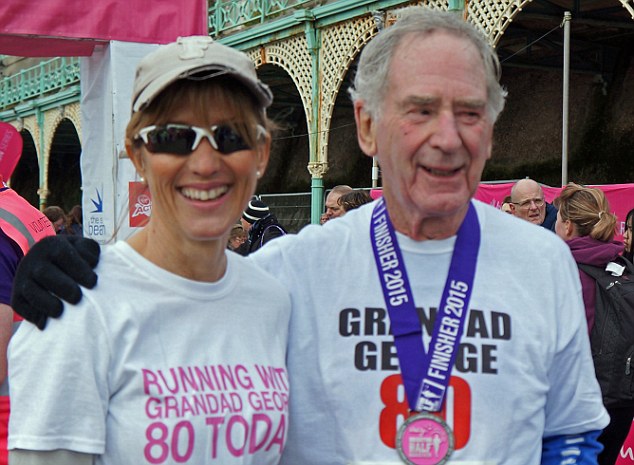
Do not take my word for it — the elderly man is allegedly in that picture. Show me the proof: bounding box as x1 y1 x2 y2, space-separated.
11 7 607 465
510 178 558 230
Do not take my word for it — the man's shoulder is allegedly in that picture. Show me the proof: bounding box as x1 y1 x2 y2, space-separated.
474 200 567 253
229 249 285 282
248 223 330 265
541 202 558 230
249 203 372 269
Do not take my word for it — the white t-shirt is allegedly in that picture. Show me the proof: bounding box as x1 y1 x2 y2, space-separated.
9 241 291 465
251 199 609 465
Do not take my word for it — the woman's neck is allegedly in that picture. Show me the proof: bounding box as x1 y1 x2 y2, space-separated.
127 227 228 283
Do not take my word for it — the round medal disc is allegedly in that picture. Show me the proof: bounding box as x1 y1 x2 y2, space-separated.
396 413 455 465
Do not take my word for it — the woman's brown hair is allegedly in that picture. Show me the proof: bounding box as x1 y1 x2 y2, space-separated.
557 182 617 242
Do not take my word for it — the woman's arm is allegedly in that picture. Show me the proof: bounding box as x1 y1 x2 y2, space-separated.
0 303 13 385
10 449 94 465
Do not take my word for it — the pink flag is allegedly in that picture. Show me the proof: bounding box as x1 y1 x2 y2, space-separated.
0 0 208 56
0 122 23 180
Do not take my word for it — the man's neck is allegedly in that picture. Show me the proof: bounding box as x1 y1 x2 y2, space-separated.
385 199 470 242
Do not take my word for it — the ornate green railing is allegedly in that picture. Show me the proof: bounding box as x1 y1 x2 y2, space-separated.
209 0 317 36
1 1 321 111
0 57 80 109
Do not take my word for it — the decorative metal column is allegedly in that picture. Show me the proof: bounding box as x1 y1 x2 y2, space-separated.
305 17 325 225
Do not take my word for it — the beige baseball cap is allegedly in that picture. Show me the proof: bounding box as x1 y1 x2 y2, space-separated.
131 36 273 113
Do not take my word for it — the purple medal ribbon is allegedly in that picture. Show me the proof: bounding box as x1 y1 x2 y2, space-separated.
370 198 481 412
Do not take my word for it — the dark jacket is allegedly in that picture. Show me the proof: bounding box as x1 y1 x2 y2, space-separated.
566 236 623 333
236 214 286 256
541 202 558 231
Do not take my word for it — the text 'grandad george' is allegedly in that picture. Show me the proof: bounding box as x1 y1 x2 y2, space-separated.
371 203 409 307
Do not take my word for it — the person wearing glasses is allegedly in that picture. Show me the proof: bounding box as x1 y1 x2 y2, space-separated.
509 178 558 230
9 8 608 465
7 36 290 465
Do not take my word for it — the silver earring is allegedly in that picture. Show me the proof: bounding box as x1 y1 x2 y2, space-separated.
139 176 146 185
256 170 261 178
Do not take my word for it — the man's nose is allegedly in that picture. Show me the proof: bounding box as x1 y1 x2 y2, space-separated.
430 112 461 151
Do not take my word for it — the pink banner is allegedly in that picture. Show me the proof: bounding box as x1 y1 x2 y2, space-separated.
617 421 634 464
0 122 22 180
371 183 634 241
0 0 207 56
0 35 99 57
475 182 634 241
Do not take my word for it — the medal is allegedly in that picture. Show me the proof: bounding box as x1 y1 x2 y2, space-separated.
396 413 454 465
371 199 480 464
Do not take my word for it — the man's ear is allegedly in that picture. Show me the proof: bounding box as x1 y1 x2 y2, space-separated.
484 124 494 161
354 100 377 158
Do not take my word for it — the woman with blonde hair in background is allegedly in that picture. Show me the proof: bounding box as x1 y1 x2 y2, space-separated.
555 182 632 465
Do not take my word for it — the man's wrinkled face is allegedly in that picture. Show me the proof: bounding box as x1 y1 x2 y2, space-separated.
355 31 494 228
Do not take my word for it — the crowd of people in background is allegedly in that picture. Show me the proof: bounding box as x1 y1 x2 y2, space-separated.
506 178 634 465
227 187 373 251
42 204 83 236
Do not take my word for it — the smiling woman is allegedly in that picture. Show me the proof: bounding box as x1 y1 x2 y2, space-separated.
7 36 291 465
124 73 272 277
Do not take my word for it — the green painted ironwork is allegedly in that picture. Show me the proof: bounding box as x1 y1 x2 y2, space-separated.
306 20 323 224
311 177 324 225
219 0 410 50
448 0 464 11
0 57 80 110
209 0 317 36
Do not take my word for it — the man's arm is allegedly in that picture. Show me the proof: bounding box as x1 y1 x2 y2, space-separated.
11 236 101 329
10 449 94 465
542 431 603 465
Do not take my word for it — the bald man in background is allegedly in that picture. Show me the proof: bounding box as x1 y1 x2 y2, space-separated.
510 178 558 231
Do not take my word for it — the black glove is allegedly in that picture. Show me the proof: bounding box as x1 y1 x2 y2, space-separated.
11 235 101 330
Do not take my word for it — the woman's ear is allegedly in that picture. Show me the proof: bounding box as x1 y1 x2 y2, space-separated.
255 133 271 179
563 219 575 239
126 139 146 180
